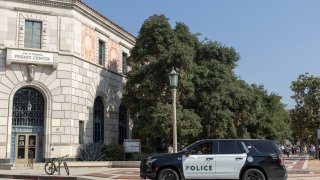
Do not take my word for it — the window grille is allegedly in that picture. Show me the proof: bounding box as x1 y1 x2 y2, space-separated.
98 40 105 66
12 88 44 126
118 104 128 144
79 121 84 144
122 53 128 74
93 97 104 142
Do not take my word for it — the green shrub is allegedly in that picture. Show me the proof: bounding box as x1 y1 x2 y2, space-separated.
77 142 106 161
125 153 154 161
104 144 124 161
125 153 141 161
141 145 157 154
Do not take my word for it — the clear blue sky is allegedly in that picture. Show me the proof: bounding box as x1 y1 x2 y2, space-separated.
83 0 320 108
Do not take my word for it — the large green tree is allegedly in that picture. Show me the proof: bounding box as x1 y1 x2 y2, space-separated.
123 15 202 147
123 15 291 149
291 73 320 144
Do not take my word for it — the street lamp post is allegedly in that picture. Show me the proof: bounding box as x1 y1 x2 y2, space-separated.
169 67 178 153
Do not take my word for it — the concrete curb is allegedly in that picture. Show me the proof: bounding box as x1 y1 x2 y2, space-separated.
0 161 140 170
0 174 81 180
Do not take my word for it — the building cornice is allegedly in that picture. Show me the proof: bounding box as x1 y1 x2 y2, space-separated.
74 1 135 45
1 0 136 46
2 0 76 8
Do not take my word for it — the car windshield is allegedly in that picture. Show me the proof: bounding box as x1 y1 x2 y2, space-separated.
182 141 198 151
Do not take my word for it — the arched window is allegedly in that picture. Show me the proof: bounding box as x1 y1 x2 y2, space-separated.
12 88 44 126
118 104 128 144
93 97 104 142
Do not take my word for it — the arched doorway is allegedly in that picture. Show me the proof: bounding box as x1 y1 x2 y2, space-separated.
11 87 45 163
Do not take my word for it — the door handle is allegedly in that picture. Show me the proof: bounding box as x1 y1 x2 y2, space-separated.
206 158 214 161
235 157 243 160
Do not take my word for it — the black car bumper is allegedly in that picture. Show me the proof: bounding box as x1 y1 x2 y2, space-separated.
140 157 157 179
267 165 287 180
140 171 157 179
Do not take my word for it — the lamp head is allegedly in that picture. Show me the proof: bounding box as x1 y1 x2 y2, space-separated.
168 67 178 89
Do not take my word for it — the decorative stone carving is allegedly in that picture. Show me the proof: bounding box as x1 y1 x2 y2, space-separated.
81 24 95 62
28 64 37 81
108 40 120 73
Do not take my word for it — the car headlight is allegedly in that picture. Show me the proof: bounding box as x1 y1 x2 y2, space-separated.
146 157 157 166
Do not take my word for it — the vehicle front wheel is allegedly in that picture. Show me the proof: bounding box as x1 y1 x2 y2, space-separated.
242 168 266 180
157 168 179 180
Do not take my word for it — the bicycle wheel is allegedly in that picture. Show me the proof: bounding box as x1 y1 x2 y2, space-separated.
44 162 55 175
63 161 69 175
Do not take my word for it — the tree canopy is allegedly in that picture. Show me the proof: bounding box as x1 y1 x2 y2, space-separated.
123 15 291 150
290 73 320 144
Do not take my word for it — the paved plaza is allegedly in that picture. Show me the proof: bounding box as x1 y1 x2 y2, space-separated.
0 155 320 179
285 155 320 180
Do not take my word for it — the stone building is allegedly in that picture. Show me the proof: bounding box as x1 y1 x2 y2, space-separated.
0 0 135 163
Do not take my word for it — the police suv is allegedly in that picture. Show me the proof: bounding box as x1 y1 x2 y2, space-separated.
140 139 287 180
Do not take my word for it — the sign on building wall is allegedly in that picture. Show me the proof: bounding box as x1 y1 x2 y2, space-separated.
6 48 57 68
52 127 64 134
11 50 54 63
123 139 140 153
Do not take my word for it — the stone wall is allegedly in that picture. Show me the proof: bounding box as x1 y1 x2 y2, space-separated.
0 0 134 161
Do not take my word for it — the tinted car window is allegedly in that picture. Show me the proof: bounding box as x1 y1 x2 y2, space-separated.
246 141 280 153
190 142 213 155
218 141 243 154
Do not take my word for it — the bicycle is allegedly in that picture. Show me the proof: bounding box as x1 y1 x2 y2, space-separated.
44 154 69 175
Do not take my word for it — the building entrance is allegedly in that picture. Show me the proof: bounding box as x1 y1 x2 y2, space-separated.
16 134 37 163
11 87 45 163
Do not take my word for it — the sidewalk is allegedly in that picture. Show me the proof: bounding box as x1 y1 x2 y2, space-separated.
1 156 320 180
0 167 140 180
307 158 320 170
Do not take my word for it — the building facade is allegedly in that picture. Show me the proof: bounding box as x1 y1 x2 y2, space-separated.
0 0 135 163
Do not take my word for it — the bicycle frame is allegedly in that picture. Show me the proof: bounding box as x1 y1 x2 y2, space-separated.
44 154 69 175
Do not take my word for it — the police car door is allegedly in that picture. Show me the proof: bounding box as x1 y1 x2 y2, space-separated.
215 140 247 179
182 141 215 179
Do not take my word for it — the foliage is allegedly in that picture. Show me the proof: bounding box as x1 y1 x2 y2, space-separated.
290 73 320 144
103 144 124 161
77 142 106 161
247 85 291 143
123 14 291 148
126 152 158 161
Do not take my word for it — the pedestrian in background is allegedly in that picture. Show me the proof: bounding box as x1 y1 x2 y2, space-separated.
304 145 308 155
168 145 173 153
285 145 290 157
296 146 301 157
280 144 285 154
310 144 316 158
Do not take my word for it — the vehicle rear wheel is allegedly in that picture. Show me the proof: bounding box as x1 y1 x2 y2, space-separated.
157 168 179 180
242 168 265 180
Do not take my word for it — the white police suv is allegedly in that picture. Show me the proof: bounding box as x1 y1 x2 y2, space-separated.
140 139 287 180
